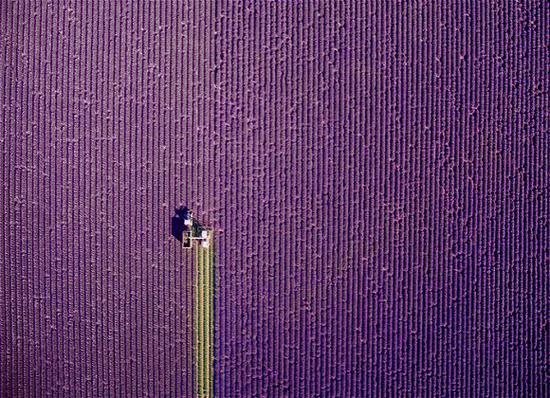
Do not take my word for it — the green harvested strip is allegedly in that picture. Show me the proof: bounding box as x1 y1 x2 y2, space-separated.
195 234 213 397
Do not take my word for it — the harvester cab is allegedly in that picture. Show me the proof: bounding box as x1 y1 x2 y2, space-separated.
182 210 210 249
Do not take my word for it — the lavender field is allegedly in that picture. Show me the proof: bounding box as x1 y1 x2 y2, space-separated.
1 1 548 397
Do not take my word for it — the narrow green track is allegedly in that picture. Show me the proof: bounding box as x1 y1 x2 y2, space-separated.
195 233 214 397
